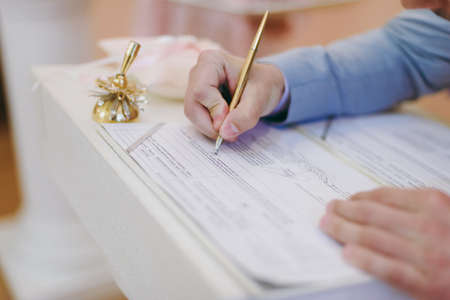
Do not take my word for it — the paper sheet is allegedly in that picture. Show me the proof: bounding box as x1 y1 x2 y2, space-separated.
102 122 379 285
301 114 450 194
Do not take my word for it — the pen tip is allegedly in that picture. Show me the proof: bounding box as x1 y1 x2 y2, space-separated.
215 136 223 155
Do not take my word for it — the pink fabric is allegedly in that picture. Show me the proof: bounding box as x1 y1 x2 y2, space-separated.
99 36 222 100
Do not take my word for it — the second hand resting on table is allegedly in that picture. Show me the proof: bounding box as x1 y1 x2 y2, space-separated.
184 3 450 300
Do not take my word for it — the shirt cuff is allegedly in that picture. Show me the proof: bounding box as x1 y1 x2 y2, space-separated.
265 74 290 121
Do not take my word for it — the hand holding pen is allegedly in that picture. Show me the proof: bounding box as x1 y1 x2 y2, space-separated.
184 11 286 152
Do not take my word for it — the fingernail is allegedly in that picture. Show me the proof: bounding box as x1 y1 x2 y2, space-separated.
222 121 240 138
319 214 329 230
230 123 239 133
349 194 360 201
326 200 337 213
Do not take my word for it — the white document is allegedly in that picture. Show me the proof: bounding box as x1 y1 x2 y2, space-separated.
101 113 450 287
301 113 450 194
102 122 378 286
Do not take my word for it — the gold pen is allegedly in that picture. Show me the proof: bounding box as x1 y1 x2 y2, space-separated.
214 10 270 155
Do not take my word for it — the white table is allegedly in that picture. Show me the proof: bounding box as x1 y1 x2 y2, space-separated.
34 65 410 300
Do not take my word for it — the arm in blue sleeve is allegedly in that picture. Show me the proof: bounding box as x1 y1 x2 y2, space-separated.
262 9 450 124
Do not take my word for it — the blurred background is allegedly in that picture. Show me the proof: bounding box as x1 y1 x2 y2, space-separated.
0 0 448 299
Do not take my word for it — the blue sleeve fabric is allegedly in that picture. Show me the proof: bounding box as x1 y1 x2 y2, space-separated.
262 9 450 124
266 74 291 120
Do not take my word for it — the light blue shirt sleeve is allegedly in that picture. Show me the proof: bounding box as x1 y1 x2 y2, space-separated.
263 9 450 124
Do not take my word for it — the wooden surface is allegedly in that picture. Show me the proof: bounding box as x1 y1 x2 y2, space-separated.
0 124 21 217
0 268 12 300
0 122 17 300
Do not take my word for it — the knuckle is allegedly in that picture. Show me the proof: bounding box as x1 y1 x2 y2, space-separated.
416 217 444 238
384 266 406 286
198 49 222 63
357 228 378 248
357 202 373 222
355 228 367 245
191 87 207 102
